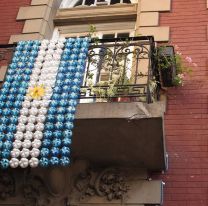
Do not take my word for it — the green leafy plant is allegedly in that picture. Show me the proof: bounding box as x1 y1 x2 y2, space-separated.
88 24 100 45
158 45 196 86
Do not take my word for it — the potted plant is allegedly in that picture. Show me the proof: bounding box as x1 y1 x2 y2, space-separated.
157 46 176 87
157 45 194 87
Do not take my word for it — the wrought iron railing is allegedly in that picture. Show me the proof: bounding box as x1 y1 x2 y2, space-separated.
79 36 159 103
0 36 159 104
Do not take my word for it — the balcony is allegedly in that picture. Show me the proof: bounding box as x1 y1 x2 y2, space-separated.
73 36 167 171
0 37 166 172
0 37 166 206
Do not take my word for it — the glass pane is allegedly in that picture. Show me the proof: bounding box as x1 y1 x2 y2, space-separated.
85 0 95 5
103 34 115 39
110 0 121 5
117 33 129 38
74 0 83 6
123 0 131 3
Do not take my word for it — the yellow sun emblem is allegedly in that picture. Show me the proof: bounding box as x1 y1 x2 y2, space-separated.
28 85 45 100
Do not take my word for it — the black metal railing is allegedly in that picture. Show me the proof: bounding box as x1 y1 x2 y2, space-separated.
80 36 159 103
0 36 160 103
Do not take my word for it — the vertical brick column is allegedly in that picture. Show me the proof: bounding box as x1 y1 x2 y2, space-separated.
0 0 31 86
154 0 208 206
0 0 30 44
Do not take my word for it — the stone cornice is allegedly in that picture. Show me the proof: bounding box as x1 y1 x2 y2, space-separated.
54 3 137 25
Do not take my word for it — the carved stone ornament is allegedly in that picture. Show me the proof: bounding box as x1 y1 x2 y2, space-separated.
0 171 15 200
74 168 129 201
0 163 137 206
23 170 51 206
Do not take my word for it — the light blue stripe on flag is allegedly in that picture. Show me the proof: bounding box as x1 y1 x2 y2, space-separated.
0 41 40 169
40 37 90 167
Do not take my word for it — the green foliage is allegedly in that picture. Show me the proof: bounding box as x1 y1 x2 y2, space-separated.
88 24 100 45
158 46 193 87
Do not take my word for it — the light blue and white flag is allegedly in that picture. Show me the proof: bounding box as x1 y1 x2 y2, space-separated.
0 37 89 169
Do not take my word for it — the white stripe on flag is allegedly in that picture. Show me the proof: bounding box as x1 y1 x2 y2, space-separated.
10 39 65 168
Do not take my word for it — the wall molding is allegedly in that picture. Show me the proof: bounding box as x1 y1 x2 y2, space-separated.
141 0 171 12
54 4 137 25
135 0 171 42
0 161 163 206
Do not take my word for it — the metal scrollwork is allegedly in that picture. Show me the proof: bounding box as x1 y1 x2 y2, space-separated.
80 37 157 103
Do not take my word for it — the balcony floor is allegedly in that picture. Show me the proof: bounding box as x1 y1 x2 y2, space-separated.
72 102 167 171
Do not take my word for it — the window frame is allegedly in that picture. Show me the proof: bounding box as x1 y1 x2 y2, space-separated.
60 0 131 8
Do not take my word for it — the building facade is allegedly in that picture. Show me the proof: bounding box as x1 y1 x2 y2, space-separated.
0 0 207 206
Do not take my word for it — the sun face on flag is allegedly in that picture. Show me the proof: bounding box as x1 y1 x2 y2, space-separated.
28 85 45 100
0 37 89 169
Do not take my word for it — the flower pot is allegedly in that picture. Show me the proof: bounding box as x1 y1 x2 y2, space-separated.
160 66 175 87
118 97 131 102
108 97 131 102
158 46 176 87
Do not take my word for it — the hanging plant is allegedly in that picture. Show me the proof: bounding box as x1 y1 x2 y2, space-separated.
157 45 195 87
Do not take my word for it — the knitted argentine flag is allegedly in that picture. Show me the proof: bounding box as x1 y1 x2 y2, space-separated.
0 38 89 169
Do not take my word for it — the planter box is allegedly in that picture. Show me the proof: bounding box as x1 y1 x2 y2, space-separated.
158 46 176 87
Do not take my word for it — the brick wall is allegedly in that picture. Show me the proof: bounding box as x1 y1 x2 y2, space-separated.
0 0 31 44
155 0 208 205
0 0 31 86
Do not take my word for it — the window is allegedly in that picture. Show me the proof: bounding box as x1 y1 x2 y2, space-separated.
103 32 130 39
74 0 131 7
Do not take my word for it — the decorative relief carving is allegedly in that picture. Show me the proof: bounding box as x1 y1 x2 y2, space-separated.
23 170 51 206
0 164 131 205
0 171 15 200
74 168 129 201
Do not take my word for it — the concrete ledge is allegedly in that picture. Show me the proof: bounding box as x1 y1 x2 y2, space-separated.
59 21 135 35
77 180 163 205
141 0 171 12
31 0 53 6
139 26 170 42
76 102 166 119
9 33 43 43
126 180 163 205
16 5 51 20
73 101 167 171
23 19 45 33
22 19 52 37
139 12 159 27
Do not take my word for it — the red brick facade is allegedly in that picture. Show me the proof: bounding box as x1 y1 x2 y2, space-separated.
0 0 207 205
156 0 208 205
0 0 30 44
0 0 30 84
